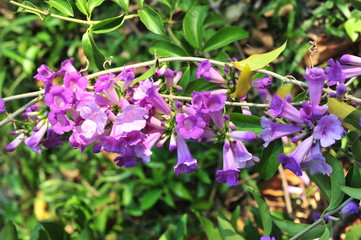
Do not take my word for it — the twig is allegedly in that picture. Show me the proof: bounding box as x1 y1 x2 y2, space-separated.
8 0 138 25
3 90 44 102
289 198 354 240
278 165 293 217
0 97 42 127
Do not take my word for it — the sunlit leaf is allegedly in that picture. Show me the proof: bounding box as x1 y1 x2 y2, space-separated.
82 31 105 70
327 98 358 130
92 14 125 34
230 64 252 98
140 189 163 210
88 0 105 13
340 186 361 199
193 211 222 240
46 0 74 17
233 41 287 71
138 5 165 35
75 0 89 17
183 5 208 49
130 64 156 87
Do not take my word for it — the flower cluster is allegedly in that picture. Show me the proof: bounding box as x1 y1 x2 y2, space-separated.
1 54 359 186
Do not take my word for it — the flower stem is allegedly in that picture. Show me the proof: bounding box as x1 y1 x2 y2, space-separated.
289 198 354 240
0 96 42 127
3 90 44 102
8 0 138 25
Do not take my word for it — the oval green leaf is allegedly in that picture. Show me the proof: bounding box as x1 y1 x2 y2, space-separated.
140 189 163 210
325 152 345 210
113 0 129 11
138 5 165 35
258 138 283 181
82 31 105 70
149 40 187 57
183 5 208 49
340 185 361 199
75 0 89 17
203 26 248 52
233 41 287 71
46 0 74 16
92 14 125 34
229 113 262 134
88 0 105 13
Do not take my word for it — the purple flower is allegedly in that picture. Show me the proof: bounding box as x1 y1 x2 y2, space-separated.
313 114 344 147
94 74 120 105
268 95 304 124
260 117 304 147
229 131 257 143
116 67 135 90
57 58 77 75
44 85 74 113
202 93 226 129
260 237 275 240
48 111 75 135
175 113 206 139
24 120 49 153
174 135 199 175
110 105 148 136
34 64 55 83
164 69 182 89
145 86 171 114
196 60 226 87
114 155 138 168
336 84 347 99
299 102 328 123
325 59 346 86
231 140 260 168
340 54 361 66
252 76 272 89
216 140 240 186
303 67 327 108
6 132 25 152
341 201 359 215
79 102 108 135
0 98 5 113
64 71 88 90
278 136 314 176
300 142 332 175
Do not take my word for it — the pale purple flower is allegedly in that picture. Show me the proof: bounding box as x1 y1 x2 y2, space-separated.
216 140 239 186
229 131 257 143
268 95 304 124
110 105 148 136
69 125 107 151
94 74 120 105
325 59 345 86
341 201 359 215
196 60 226 87
278 136 314 176
303 67 327 108
313 114 344 147
24 120 49 153
340 54 361 66
57 58 77 75
0 98 5 113
300 102 328 123
300 142 332 175
34 64 55 83
145 86 171 114
260 237 275 240
175 113 206 139
174 135 199 175
231 140 259 168
141 128 164 162
6 132 25 152
260 117 304 147
116 67 135 90
44 85 74 113
336 84 347 99
79 102 108 135
164 69 182 89
169 133 176 151
64 71 88 90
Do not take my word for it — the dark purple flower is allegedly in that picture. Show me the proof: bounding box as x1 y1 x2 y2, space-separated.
252 76 272 89
175 113 206 139
341 201 359 215
300 102 328 123
303 67 327 108
146 86 171 114
260 117 304 147
325 59 346 86
44 85 74 113
260 237 275 240
216 140 240 186
300 142 332 175
278 136 314 176
313 114 344 147
336 84 347 99
268 95 304 124
174 135 199 175
196 60 226 87
42 127 64 148
0 98 5 113
114 155 138 168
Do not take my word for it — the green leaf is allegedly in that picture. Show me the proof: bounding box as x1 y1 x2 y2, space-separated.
307 172 331 202
183 6 208 49
217 213 244 240
229 113 262 134
149 40 187 57
88 0 105 13
345 164 361 188
193 211 222 240
46 0 74 16
172 182 193 201
79 226 95 240
140 189 163 210
113 0 129 11
325 153 345 210
344 110 361 130
137 0 144 8
82 31 105 70
16 1 44 20
319 223 331 240
233 41 287 71
231 206 241 230
203 26 248 52
92 14 125 34
75 0 89 17
41 222 69 240
344 18 361 42
272 217 326 239
345 225 361 239
30 224 50 240
174 214 188 240
0 222 18 240
251 193 272 236
138 5 165 35
258 139 283 181
340 186 361 199
352 139 361 160
130 64 156 87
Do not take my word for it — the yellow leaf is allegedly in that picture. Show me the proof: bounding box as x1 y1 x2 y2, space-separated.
276 83 293 99
34 192 50 220
230 64 252 98
328 98 356 130
233 41 287 71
